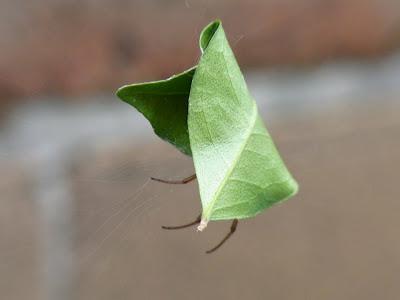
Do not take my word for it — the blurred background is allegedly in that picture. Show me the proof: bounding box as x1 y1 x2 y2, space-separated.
1 0 400 299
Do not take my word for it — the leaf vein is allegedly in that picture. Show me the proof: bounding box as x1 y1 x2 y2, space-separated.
203 103 258 219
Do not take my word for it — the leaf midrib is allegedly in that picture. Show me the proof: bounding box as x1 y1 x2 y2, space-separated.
202 102 258 220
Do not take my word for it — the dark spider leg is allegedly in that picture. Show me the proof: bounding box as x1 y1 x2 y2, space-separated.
206 219 238 254
162 214 201 230
151 174 196 184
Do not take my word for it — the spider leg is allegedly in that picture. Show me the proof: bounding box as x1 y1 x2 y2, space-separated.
206 219 238 254
162 214 201 230
151 174 196 184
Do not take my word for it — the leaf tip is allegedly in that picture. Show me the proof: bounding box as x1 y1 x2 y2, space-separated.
115 86 126 100
199 19 222 52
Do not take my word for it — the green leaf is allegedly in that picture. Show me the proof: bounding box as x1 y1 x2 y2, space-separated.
117 20 298 229
116 67 196 156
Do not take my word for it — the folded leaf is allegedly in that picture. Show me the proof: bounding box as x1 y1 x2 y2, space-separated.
117 67 195 156
117 20 298 229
